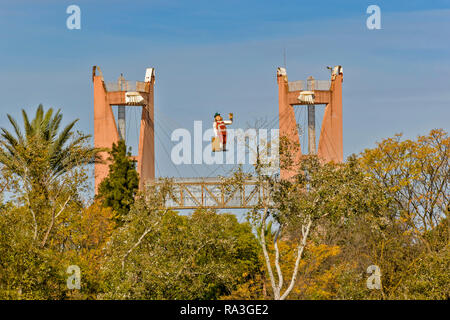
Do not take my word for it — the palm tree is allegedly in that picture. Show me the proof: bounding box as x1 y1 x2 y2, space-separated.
0 104 100 246
0 104 98 182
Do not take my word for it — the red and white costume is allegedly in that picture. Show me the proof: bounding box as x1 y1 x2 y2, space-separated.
213 119 232 149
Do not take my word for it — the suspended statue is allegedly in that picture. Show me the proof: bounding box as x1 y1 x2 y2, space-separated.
212 112 233 152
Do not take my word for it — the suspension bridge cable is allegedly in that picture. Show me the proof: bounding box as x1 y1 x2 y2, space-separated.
153 119 184 178
154 114 203 178
156 111 208 178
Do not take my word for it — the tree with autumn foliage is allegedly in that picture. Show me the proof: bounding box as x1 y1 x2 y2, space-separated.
319 129 449 300
231 154 392 300
354 128 449 299
55 202 115 299
225 129 449 300
360 129 448 252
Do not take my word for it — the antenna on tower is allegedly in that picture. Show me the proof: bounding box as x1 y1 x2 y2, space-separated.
283 48 287 69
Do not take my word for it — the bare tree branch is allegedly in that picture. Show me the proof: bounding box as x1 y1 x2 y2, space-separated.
40 195 71 248
280 217 312 300
273 227 284 293
259 207 280 299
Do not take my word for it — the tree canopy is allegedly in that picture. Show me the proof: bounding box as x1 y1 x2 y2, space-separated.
0 106 448 300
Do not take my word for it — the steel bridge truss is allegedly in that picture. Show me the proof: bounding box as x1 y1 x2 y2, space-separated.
148 177 271 210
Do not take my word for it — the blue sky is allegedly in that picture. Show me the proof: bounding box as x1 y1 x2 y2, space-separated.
1 0 449 187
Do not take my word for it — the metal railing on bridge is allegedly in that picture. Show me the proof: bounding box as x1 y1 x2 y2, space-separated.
147 177 272 210
288 80 331 91
105 81 147 92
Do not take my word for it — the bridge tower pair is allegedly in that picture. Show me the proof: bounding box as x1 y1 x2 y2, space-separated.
92 66 155 192
93 65 343 193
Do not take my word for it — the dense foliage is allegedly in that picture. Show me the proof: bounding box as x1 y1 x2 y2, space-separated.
0 106 448 300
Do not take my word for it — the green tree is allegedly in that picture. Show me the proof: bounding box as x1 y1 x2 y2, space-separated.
0 204 66 299
101 184 261 300
97 140 139 223
0 105 102 299
241 155 392 300
0 104 98 247
400 235 450 300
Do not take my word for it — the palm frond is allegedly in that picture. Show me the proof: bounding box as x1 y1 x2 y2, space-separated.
22 109 33 138
52 120 78 153
1 127 19 148
32 104 44 137
49 109 62 140
42 108 54 141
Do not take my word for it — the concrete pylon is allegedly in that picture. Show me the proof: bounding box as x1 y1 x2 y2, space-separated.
317 69 343 163
93 66 155 193
137 69 155 190
277 67 302 180
277 66 343 180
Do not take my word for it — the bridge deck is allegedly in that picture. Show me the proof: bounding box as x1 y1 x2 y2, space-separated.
147 177 271 209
